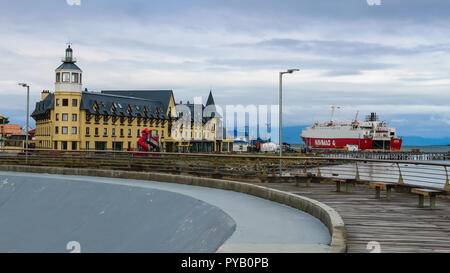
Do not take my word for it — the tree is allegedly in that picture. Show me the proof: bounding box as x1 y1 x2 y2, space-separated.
0 115 10 124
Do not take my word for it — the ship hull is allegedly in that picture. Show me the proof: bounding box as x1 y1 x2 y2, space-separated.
302 137 402 151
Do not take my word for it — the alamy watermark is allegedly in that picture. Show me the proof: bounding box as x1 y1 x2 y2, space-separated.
66 241 81 253
366 0 382 6
170 97 279 142
66 0 81 6
366 241 382 253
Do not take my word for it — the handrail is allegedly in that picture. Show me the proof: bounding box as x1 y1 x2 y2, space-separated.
1 147 448 191
1 147 448 166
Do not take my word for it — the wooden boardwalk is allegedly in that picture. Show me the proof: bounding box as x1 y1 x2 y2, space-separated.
263 181 450 253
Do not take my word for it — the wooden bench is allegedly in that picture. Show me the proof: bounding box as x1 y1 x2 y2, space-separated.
294 173 314 187
332 178 352 193
370 182 396 200
411 188 444 210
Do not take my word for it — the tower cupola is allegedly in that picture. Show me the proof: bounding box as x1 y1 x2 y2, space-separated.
55 45 83 92
65 45 73 62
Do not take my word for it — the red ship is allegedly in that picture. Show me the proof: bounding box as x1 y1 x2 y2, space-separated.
300 107 402 151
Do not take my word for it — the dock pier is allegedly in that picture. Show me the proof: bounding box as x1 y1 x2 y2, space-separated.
318 151 449 161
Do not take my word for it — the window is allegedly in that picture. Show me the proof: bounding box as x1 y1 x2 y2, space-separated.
56 113 59 121
62 127 68 134
104 128 107 136
71 73 79 83
56 73 61 83
55 126 59 134
56 99 60 106
62 72 70 82
86 127 90 135
95 142 107 151
62 99 68 106
72 127 77 135
161 130 164 138
112 128 116 136
71 141 77 150
61 141 68 150
120 128 124 137
95 128 99 136
112 142 123 151
72 99 77 107
137 129 140 137
85 141 90 150
54 141 58 149
72 114 77 121
62 114 68 121
128 129 131 136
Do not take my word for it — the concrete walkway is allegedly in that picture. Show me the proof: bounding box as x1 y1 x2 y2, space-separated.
0 171 331 253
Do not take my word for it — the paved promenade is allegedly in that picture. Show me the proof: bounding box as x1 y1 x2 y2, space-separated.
0 171 330 253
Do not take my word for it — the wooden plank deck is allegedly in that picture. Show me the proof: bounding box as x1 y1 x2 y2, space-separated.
263 182 450 253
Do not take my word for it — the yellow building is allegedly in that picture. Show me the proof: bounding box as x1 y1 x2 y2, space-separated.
32 45 232 152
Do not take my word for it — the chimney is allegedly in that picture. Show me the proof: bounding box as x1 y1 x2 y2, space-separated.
41 90 50 100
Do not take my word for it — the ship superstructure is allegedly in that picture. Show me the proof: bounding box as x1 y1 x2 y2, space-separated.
301 108 402 151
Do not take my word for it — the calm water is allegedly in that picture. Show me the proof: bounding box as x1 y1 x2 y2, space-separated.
305 161 449 189
292 144 450 153
290 145 449 188
402 145 450 153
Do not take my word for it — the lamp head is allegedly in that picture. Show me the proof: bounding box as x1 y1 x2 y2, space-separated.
18 83 28 87
287 69 300 73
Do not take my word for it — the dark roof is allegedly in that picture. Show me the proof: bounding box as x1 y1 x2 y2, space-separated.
56 62 82 71
80 92 168 119
174 91 220 121
101 90 174 114
206 90 215 106
31 93 54 118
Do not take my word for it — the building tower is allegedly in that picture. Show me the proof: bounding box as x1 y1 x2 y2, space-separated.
52 45 83 150
55 45 83 92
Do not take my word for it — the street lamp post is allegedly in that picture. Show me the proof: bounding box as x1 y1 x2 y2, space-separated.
18 83 30 164
279 69 299 177
0 115 4 150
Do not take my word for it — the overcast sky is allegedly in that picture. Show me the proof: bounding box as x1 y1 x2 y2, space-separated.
0 0 449 138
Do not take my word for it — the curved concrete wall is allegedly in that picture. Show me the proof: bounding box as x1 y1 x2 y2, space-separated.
0 165 347 253
0 172 236 253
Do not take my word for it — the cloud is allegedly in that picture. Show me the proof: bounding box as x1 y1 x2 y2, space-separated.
232 38 450 58
66 0 81 6
0 0 449 140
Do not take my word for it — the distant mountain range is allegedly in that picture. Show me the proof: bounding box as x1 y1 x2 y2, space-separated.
282 126 450 146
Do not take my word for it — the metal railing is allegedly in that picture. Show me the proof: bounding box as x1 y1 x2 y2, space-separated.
0 147 448 191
